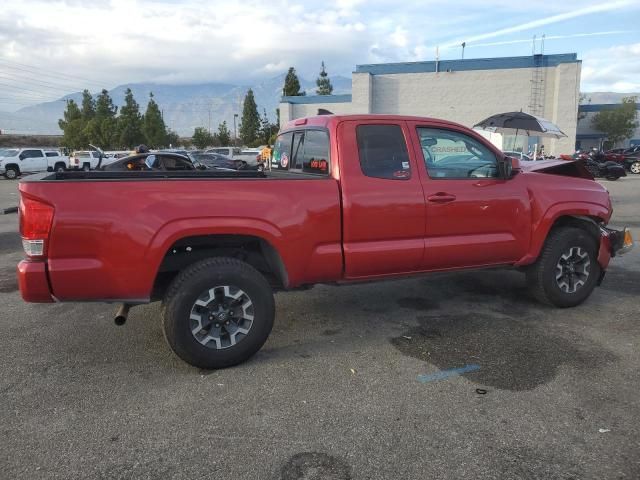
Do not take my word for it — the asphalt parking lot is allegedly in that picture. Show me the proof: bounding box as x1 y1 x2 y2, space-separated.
1 175 639 479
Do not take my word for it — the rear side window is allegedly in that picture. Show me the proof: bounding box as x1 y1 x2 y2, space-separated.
45 152 59 157
272 130 330 175
356 125 410 180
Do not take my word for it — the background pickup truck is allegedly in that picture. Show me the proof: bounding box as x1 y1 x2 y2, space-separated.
0 148 69 179
17 114 632 369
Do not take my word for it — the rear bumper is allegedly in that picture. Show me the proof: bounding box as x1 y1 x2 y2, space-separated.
597 226 634 270
17 260 54 303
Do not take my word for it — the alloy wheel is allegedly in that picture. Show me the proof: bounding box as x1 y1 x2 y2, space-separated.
189 285 255 349
555 246 590 294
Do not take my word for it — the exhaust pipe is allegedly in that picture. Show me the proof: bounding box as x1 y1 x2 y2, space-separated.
114 304 131 326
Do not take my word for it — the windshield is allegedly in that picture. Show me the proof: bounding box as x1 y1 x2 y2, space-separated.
0 149 19 157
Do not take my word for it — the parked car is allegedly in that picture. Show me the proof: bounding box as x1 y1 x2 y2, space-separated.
623 149 640 174
69 150 103 171
0 148 69 179
102 152 195 171
206 147 242 158
190 152 246 171
17 114 633 369
503 151 533 161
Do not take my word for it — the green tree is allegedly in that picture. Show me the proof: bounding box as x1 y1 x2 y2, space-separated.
239 89 260 145
142 92 168 148
80 89 95 121
316 61 333 95
117 88 144 148
58 99 86 150
217 121 231 146
592 96 639 147
283 67 305 96
84 89 118 149
258 109 278 145
192 127 214 149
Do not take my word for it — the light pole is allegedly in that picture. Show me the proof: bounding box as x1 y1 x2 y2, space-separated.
233 113 238 146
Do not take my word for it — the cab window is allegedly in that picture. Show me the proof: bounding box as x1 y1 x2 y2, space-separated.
418 128 498 179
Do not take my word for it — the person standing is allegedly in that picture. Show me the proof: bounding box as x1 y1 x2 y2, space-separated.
260 144 272 171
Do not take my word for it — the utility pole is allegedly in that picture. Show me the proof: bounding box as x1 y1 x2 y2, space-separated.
461 42 466 59
233 113 238 146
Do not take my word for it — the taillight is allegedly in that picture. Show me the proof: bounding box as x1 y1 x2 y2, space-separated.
19 196 54 257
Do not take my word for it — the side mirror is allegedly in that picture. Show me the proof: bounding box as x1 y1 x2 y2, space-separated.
19 154 25 161
498 156 515 179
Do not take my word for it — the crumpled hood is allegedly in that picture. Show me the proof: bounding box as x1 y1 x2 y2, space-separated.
518 158 593 179
520 159 575 172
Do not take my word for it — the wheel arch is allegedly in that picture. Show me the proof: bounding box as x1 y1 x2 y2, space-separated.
3 163 20 174
152 233 289 301
517 202 609 266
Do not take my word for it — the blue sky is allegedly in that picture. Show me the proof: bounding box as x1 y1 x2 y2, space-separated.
0 0 639 111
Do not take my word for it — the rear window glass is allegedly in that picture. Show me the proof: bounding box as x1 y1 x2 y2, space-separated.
45 152 59 157
272 130 329 175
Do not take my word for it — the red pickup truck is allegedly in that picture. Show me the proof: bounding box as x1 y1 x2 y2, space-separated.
17 114 633 369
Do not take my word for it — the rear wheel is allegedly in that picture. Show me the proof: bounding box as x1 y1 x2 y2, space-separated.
82 163 91 171
54 162 66 173
162 257 275 369
629 161 640 174
526 227 600 307
4 166 19 180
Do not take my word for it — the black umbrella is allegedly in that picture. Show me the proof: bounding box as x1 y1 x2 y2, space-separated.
473 111 567 139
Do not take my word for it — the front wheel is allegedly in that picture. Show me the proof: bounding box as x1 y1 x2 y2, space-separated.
162 257 275 369
629 161 640 174
4 167 18 180
605 175 620 181
526 227 600 307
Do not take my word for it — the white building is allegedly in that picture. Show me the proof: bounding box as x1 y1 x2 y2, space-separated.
576 103 640 151
279 53 582 155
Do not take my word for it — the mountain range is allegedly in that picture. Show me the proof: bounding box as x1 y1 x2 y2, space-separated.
0 73 352 136
0 81 636 137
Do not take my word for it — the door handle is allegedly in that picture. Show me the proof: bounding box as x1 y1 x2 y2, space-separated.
427 192 456 203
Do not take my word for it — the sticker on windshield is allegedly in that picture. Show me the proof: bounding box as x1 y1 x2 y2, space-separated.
281 153 289 168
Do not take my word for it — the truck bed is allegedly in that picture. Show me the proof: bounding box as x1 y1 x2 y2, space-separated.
18 171 343 302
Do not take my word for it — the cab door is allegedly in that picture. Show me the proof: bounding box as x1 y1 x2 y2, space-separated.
20 149 46 173
338 120 426 278
407 122 531 269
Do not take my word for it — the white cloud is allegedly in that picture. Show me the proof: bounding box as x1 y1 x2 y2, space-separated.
0 0 638 110
581 43 640 92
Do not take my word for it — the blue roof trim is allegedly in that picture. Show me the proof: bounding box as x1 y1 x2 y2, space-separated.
579 103 640 112
355 53 579 75
576 134 606 139
281 94 352 104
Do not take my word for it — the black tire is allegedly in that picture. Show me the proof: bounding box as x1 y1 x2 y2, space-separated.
162 257 275 369
605 176 619 181
526 227 600 308
4 166 19 180
54 162 66 173
82 163 91 171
